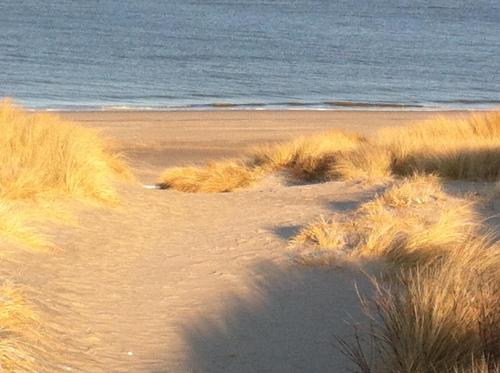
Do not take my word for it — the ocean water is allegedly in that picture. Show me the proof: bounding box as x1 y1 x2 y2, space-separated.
1 0 499 110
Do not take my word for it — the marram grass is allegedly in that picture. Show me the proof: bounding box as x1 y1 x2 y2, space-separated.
294 174 478 267
342 237 499 373
0 100 133 371
251 130 366 180
294 174 499 373
160 160 262 193
0 100 131 203
379 111 500 181
0 282 40 372
159 111 500 192
159 130 366 192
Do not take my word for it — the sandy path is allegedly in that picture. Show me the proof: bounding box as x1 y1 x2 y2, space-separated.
3 111 474 371
7 177 376 372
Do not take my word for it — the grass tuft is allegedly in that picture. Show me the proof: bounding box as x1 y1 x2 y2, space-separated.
160 130 366 192
251 130 366 180
294 174 478 267
0 99 133 370
379 111 500 181
160 160 261 193
0 100 131 203
329 145 393 183
159 111 500 193
344 236 499 373
0 282 40 372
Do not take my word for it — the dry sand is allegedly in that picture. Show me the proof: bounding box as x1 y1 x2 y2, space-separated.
2 110 476 372
60 110 450 182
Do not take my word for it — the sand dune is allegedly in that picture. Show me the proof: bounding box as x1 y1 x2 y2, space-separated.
2 110 497 372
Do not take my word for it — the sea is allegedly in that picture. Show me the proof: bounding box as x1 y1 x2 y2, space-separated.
1 0 499 111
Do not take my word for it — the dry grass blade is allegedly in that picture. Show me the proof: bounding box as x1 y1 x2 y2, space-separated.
329 145 393 183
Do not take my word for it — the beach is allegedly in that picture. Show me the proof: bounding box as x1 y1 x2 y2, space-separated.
3 109 497 372
2 0 499 369
59 110 459 181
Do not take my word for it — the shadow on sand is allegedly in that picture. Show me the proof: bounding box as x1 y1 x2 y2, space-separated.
177 261 371 373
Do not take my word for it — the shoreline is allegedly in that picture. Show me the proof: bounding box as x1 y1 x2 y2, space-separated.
30 106 500 113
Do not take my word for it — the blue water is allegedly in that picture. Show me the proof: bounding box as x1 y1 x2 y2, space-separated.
1 0 499 110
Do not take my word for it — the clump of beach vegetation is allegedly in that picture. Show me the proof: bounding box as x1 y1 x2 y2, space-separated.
157 111 500 373
159 130 366 192
294 174 479 267
159 111 499 192
0 99 131 203
379 111 500 180
0 99 132 371
293 173 499 372
341 235 499 373
0 282 41 372
160 160 260 193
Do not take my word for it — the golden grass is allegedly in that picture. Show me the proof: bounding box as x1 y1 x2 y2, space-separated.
0 201 50 251
328 145 393 183
294 175 478 267
294 173 500 372
344 236 499 373
159 130 365 192
0 100 131 203
159 160 261 193
0 282 40 372
379 111 500 181
159 111 500 193
0 99 132 370
251 130 365 180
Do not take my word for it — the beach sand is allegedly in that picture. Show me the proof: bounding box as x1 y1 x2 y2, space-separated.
3 110 481 372
60 110 450 181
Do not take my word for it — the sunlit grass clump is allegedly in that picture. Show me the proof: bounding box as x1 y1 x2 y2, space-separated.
0 201 50 250
0 282 40 372
292 173 500 372
159 111 500 192
294 175 478 267
159 130 365 192
160 160 261 193
0 100 130 203
251 130 365 180
0 99 132 370
379 111 500 180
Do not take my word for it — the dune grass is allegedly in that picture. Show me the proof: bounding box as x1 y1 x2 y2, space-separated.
0 201 51 251
294 174 478 267
160 160 261 193
291 173 500 372
251 130 366 180
328 145 393 183
159 111 500 192
343 236 499 373
0 282 40 372
0 100 132 371
379 111 500 181
158 111 500 372
159 130 366 192
0 100 131 203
